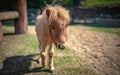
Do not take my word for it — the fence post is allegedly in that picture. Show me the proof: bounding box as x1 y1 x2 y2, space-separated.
12 0 28 34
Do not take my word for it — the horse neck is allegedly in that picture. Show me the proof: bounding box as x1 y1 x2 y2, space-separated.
42 15 51 35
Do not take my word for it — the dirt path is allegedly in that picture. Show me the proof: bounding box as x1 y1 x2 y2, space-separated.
29 26 120 75
67 26 120 75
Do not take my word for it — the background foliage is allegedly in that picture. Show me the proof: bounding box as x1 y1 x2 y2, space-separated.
81 0 120 7
0 0 120 10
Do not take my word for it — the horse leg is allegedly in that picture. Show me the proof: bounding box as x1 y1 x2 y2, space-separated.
48 42 55 71
39 41 47 68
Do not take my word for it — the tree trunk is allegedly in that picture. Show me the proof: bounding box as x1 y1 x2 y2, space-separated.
0 21 3 44
12 0 28 34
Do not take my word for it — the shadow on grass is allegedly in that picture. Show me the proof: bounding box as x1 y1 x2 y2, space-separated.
0 54 51 75
3 33 16 36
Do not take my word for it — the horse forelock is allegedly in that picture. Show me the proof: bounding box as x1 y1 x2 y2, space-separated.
42 5 70 25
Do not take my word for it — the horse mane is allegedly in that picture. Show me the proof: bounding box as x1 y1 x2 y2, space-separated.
42 5 70 25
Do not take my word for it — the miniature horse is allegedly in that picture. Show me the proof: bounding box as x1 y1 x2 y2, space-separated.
35 5 70 71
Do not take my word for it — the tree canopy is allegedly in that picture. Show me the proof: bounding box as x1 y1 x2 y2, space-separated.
0 0 120 10
27 0 120 8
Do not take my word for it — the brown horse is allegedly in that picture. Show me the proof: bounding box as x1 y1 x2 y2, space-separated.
35 5 70 71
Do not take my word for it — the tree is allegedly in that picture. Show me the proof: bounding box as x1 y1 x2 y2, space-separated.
73 0 80 6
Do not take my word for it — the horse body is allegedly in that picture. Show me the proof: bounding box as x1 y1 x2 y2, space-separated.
36 15 51 42
35 5 70 71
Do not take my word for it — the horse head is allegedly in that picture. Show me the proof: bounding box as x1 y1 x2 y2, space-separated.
45 6 70 50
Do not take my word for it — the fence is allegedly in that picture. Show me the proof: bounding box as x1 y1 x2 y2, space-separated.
70 6 120 24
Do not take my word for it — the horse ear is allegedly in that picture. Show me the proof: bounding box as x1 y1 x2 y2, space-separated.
46 8 51 17
67 10 70 14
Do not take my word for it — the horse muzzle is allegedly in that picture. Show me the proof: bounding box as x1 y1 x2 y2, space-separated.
57 43 66 50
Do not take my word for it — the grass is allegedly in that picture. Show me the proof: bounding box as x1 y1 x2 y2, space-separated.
0 26 97 75
73 21 120 36
1 24 119 75
91 27 120 36
81 0 120 7
2 26 14 33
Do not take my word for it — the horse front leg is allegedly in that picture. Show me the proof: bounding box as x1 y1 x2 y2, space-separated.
48 42 55 71
39 41 47 68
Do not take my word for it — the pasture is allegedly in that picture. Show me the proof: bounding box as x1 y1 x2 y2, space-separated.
0 23 120 75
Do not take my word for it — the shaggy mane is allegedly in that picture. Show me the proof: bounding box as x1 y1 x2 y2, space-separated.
42 5 70 25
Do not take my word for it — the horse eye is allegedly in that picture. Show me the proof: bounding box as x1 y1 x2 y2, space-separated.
51 25 55 30
66 25 68 28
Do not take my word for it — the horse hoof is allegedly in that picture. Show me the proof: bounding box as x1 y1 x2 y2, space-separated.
49 67 55 72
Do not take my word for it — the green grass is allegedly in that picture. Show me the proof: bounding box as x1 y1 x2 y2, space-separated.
3 26 14 33
91 27 120 36
0 26 97 75
81 0 120 7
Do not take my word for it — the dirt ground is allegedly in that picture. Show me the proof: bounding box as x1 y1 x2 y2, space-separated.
29 25 120 75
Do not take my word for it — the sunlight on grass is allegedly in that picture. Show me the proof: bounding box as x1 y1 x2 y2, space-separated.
0 26 97 75
3 26 14 33
91 27 120 36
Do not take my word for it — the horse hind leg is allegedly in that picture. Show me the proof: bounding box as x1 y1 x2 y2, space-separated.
39 41 47 68
48 42 55 71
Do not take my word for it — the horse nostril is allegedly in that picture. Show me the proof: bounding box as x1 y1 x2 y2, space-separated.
58 44 61 49
58 43 65 50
